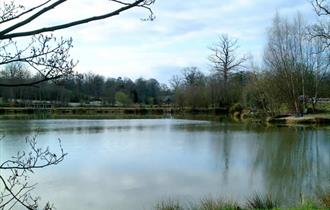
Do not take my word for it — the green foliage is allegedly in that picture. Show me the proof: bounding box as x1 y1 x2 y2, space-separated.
229 103 243 115
155 195 330 210
288 200 323 210
115 91 132 107
316 103 330 113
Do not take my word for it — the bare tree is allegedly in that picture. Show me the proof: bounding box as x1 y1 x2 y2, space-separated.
310 0 330 110
209 34 247 106
264 14 305 114
169 75 185 109
169 75 182 91
0 0 155 87
306 35 330 111
182 67 205 87
264 13 330 115
209 35 247 84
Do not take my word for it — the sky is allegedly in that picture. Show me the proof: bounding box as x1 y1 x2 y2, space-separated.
20 0 318 84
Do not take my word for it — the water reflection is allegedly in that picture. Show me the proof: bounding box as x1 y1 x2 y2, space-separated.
0 119 329 210
252 127 330 204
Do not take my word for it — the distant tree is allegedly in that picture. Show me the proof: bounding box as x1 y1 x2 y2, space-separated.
170 75 185 108
0 63 32 100
0 63 30 80
170 68 214 108
105 78 117 105
86 73 105 98
146 79 161 104
122 78 136 102
182 67 205 86
170 75 182 91
209 34 247 106
135 78 148 104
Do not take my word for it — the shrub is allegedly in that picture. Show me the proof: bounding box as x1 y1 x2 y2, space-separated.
229 103 243 115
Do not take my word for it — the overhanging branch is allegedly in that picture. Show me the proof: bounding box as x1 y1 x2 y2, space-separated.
0 0 151 40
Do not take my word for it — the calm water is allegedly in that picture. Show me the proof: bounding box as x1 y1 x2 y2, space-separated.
0 119 329 209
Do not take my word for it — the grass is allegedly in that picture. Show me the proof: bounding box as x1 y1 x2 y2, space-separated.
246 194 279 209
316 103 330 113
155 200 184 210
199 198 241 210
155 193 330 210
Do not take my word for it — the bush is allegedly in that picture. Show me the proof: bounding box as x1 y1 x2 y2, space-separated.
319 192 330 208
229 103 243 115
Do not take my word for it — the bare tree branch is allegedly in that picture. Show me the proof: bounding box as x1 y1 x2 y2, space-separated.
0 0 156 87
313 0 330 16
0 134 66 210
0 0 155 40
0 0 66 37
0 0 52 25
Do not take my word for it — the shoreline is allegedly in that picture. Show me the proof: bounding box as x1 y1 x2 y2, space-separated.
1 106 330 125
0 106 228 115
267 114 330 125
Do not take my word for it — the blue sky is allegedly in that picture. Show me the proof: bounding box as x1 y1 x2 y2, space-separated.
25 0 318 84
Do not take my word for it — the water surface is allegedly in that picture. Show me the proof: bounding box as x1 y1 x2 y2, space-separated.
0 119 329 209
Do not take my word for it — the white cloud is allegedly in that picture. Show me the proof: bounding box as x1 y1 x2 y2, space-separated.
11 0 318 83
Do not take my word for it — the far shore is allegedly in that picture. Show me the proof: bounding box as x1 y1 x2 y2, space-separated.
1 106 330 125
0 106 228 122
0 106 228 117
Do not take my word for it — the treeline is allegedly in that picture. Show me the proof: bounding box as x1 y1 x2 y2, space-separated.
170 67 254 109
0 66 171 106
170 13 330 115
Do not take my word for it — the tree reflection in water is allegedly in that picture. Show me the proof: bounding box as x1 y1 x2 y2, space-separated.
251 126 330 205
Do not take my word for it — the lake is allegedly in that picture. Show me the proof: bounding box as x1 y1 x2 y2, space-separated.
0 119 329 209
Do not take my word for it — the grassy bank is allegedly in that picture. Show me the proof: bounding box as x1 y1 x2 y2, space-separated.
155 193 330 210
267 114 330 125
265 102 330 125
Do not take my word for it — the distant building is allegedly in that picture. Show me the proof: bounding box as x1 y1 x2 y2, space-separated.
89 100 102 107
162 96 172 105
68 102 81 107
